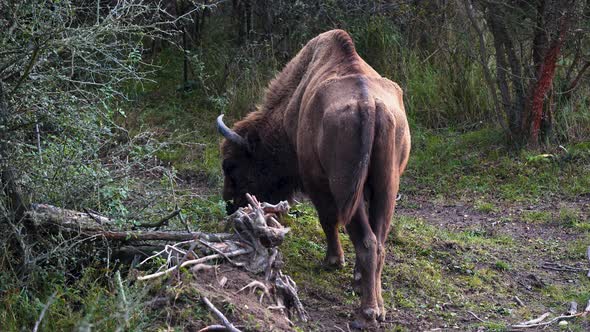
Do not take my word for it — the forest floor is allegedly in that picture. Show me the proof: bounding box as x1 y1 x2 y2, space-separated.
294 193 590 331
158 173 589 332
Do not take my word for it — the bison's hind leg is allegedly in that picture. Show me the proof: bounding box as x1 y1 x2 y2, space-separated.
346 200 380 328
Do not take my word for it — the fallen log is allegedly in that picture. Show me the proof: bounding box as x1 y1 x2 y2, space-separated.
27 203 112 231
25 203 232 242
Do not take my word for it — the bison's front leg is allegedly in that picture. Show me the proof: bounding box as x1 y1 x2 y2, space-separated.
310 193 345 269
347 206 380 329
318 213 345 269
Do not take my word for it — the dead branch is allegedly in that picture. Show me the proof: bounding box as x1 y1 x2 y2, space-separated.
83 208 108 225
218 276 228 288
467 310 485 323
514 296 525 307
26 204 233 242
201 296 242 332
199 239 246 267
514 312 551 326
510 300 590 329
540 262 584 272
274 271 308 322
136 208 181 229
27 195 307 326
198 325 228 332
32 291 58 332
137 248 252 281
260 201 290 215
28 203 112 231
192 264 215 273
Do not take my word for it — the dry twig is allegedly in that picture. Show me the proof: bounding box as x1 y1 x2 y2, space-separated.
467 310 485 323
32 291 58 332
237 280 270 303
514 296 525 307
138 248 251 280
510 301 590 329
201 296 242 332
136 208 181 229
540 261 584 272
198 325 228 332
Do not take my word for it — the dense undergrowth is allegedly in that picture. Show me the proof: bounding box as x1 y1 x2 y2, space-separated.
2 8 589 331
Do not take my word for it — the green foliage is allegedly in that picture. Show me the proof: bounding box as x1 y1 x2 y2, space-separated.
349 16 402 76
0 268 151 331
474 200 498 213
558 207 590 231
405 127 590 203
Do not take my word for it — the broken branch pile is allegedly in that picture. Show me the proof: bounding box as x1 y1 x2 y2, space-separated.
25 194 307 329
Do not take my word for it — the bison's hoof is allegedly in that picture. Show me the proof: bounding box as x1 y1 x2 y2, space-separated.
322 255 345 270
362 307 379 320
376 308 386 322
350 316 378 330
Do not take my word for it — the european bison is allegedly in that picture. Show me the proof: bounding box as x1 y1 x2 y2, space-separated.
217 29 410 328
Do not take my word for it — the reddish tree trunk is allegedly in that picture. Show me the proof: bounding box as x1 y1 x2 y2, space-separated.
524 30 565 146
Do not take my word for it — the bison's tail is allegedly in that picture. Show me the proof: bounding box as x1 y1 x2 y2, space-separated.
337 99 376 225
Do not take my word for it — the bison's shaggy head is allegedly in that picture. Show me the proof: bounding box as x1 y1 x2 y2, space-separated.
216 114 257 214
217 114 297 215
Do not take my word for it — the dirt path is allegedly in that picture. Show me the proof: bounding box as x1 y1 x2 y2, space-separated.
294 194 590 331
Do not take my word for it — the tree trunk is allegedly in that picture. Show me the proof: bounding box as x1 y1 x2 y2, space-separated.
523 35 564 146
522 0 574 147
0 82 29 223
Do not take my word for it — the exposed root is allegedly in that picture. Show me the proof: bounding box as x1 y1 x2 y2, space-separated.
133 194 306 325
237 280 270 303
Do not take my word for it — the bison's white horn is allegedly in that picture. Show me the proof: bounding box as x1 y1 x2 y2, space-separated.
216 114 247 148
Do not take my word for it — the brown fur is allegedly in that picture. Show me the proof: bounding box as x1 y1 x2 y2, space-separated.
219 29 411 327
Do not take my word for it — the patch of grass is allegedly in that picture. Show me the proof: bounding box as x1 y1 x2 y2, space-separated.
183 195 227 229
474 200 498 213
521 210 552 223
281 202 353 303
558 207 590 231
482 321 508 331
404 127 590 203
494 261 511 271
0 268 153 331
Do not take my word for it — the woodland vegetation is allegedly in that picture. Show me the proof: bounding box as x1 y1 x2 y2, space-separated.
1 0 589 331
